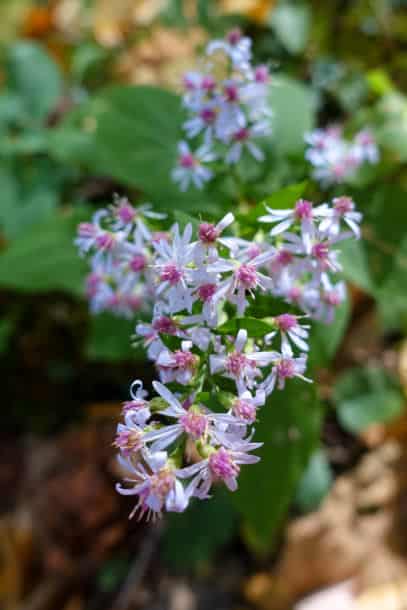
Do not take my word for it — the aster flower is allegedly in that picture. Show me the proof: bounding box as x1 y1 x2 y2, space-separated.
318 196 362 238
259 199 329 252
353 129 379 164
76 210 118 256
116 450 190 519
153 222 195 313
231 389 265 424
305 125 379 187
193 212 235 264
210 329 273 393
208 251 274 315
172 141 215 191
206 28 252 72
156 341 199 385
172 30 271 192
225 122 269 164
177 439 262 497
261 343 310 394
314 274 347 323
136 314 180 360
267 314 310 352
77 199 362 517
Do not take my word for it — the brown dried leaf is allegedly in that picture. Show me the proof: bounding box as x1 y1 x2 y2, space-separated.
0 510 34 609
220 0 276 24
246 442 407 610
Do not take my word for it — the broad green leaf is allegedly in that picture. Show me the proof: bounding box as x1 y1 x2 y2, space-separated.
270 4 310 54
0 209 87 295
243 181 308 224
339 391 404 434
233 381 321 553
339 239 374 294
216 317 275 338
163 490 238 569
376 236 407 328
308 298 350 369
71 42 111 83
295 448 332 512
376 93 407 161
269 77 316 154
6 41 62 123
0 158 61 239
49 86 221 213
85 313 143 362
333 366 404 434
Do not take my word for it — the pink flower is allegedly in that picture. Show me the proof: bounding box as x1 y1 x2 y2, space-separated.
117 451 190 519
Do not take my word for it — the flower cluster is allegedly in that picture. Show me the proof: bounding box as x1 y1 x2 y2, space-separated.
172 29 272 191
75 196 165 318
110 197 362 519
305 126 379 187
258 195 362 323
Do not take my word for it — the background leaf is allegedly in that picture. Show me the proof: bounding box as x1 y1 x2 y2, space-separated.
295 448 333 512
0 208 87 295
85 313 143 362
162 490 238 569
49 85 222 213
270 4 310 55
5 41 62 123
269 77 316 154
333 366 404 434
233 381 322 553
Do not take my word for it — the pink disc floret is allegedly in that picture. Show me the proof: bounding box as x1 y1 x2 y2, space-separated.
130 254 147 272
199 222 219 244
209 447 240 480
295 199 313 220
275 313 297 332
232 398 257 423
236 263 258 289
226 351 250 376
161 263 183 285
198 283 217 302
180 411 207 439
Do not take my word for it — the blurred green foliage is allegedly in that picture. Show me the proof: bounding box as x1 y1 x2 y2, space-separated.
1 0 407 566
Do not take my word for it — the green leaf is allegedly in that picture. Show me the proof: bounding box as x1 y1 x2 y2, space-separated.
376 93 407 161
376 236 407 328
6 41 62 123
233 381 322 553
308 298 350 369
269 77 316 154
244 181 308 224
262 181 308 210
0 209 87 295
339 239 375 294
85 313 143 362
49 85 221 213
333 366 404 434
71 42 110 83
217 317 275 338
295 448 332 512
270 4 310 54
0 158 61 239
163 490 238 569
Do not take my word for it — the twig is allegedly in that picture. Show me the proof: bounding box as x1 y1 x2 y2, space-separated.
114 521 164 610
